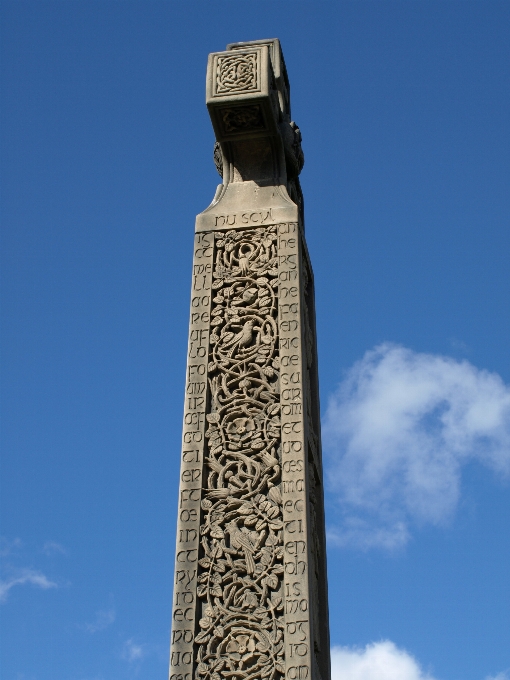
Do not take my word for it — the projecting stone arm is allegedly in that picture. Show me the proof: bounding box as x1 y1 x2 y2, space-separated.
204 39 305 226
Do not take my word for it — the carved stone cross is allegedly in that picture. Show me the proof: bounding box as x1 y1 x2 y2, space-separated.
169 39 331 680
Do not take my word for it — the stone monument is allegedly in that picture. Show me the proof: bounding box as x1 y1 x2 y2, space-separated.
169 39 331 680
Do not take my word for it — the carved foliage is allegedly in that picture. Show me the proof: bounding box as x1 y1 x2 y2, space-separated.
196 226 285 680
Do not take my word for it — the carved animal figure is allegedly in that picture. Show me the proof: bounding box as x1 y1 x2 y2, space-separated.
226 519 256 574
221 319 255 357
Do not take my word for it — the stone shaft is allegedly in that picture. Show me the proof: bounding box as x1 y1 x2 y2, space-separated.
169 39 330 680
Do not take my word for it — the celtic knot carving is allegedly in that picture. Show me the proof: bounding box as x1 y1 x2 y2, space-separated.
195 226 285 680
216 53 259 94
219 106 265 135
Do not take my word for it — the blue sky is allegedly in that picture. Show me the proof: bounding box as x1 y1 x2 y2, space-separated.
1 2 509 680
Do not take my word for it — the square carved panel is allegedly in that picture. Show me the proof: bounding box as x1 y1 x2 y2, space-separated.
212 50 261 96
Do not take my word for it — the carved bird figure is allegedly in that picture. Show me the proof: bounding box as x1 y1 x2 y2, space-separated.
241 288 257 305
226 519 256 574
221 319 255 357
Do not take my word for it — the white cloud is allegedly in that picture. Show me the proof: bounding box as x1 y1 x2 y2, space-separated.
43 541 67 556
323 343 510 549
83 606 116 633
331 641 437 680
0 537 23 556
485 673 510 680
0 568 58 602
122 638 147 662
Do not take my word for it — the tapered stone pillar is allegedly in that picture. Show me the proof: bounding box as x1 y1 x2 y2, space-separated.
169 39 330 680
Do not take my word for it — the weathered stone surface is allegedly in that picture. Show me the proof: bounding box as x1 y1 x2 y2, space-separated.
169 39 330 680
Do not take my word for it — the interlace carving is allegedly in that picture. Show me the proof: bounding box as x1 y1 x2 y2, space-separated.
219 106 265 135
216 53 259 94
196 226 285 680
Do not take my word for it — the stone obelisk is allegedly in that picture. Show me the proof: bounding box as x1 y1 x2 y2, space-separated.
169 39 331 680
